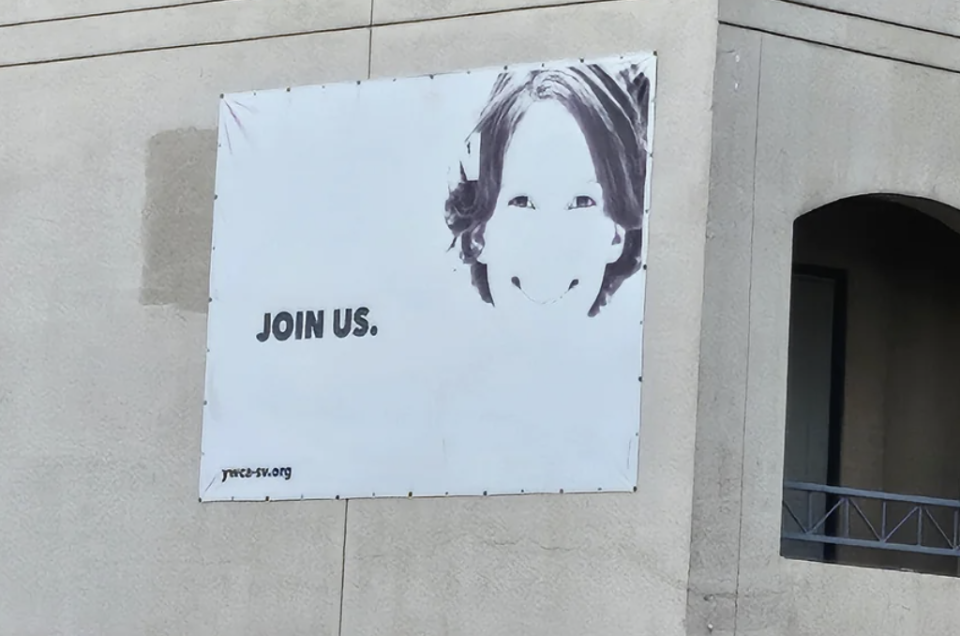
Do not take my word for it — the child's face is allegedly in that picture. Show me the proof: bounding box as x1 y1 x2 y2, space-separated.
480 100 623 316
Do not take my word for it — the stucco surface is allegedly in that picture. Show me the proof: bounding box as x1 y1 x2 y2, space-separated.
0 0 208 25
784 560 960 635
373 0 605 23
698 17 960 635
0 0 368 66
354 1 717 634
686 24 762 636
721 0 960 74
11 0 960 633
0 28 367 636
0 0 717 634
792 0 960 39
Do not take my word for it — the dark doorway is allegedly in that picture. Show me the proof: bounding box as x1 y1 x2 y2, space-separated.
781 266 846 562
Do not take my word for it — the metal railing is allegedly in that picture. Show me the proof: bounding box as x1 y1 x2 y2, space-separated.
782 481 960 557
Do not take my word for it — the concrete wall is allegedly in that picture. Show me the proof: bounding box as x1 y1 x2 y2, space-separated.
10 0 960 633
691 0 960 634
0 1 717 635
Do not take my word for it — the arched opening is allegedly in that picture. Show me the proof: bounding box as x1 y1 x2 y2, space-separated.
780 194 960 576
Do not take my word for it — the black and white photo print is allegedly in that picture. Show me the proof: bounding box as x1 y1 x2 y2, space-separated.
200 53 657 502
445 63 650 317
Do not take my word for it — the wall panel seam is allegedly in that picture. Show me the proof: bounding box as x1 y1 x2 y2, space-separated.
0 0 232 28
732 32 762 636
0 24 365 69
371 0 624 26
336 501 349 636
0 0 628 70
718 21 960 77
774 0 960 42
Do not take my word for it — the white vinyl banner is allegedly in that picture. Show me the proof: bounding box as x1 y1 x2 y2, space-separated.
200 52 657 501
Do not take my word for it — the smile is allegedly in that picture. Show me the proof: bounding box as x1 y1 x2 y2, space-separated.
510 276 579 305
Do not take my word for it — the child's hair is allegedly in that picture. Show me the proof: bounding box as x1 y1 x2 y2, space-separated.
445 62 651 316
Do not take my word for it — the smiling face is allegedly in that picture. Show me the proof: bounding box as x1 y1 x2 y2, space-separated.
478 100 624 316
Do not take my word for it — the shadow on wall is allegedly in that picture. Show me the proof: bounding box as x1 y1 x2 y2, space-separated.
785 195 960 577
139 127 217 314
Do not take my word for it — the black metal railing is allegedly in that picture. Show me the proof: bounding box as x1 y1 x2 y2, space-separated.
782 481 960 557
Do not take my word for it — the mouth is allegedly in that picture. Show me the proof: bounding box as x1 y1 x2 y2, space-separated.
510 276 579 305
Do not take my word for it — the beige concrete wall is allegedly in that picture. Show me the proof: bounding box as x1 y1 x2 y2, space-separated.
791 0 960 38
783 559 960 635
695 0 960 633
15 0 960 632
0 1 718 635
1 0 207 26
0 0 369 66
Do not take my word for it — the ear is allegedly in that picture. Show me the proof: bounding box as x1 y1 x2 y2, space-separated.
607 223 627 263
607 223 626 263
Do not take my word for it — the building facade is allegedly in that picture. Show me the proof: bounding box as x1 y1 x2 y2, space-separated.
2 0 959 634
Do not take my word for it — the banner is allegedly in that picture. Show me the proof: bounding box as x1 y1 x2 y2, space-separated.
200 52 657 501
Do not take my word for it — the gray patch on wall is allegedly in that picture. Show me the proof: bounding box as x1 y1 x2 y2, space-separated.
140 127 217 313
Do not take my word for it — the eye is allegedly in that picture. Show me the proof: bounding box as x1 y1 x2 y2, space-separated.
569 195 597 209
508 195 536 209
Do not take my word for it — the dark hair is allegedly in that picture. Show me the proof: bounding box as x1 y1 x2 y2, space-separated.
444 62 651 316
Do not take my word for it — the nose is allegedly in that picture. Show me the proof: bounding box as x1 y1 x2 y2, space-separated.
511 276 579 304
